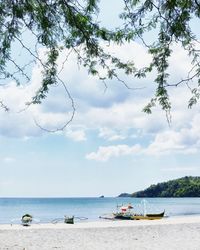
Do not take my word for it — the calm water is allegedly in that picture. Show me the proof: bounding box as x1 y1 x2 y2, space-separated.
0 197 200 224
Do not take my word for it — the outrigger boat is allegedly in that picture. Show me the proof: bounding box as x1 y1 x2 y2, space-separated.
113 204 165 220
113 204 134 220
11 214 40 226
64 216 74 224
21 214 33 226
51 215 88 224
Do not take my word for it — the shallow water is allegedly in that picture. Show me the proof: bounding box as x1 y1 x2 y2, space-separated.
0 197 200 224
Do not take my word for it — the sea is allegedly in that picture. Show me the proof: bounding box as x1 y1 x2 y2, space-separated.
0 197 200 224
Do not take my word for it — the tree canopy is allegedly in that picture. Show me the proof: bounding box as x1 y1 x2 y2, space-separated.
126 176 200 197
1 0 200 126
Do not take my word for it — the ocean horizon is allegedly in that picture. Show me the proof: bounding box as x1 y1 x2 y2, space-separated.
1 197 200 224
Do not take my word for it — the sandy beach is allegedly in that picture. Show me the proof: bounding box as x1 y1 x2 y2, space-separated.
0 216 200 250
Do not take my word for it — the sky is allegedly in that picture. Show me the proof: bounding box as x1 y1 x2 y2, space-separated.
0 1 200 197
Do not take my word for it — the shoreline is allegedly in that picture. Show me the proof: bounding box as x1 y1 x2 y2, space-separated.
0 215 200 249
1 214 200 229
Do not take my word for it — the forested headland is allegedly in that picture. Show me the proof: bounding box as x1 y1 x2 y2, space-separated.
119 177 200 197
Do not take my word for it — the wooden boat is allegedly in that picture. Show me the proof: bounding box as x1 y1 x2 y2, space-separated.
113 213 133 220
113 204 134 220
132 211 165 220
64 216 74 224
114 211 165 220
112 202 165 221
113 203 165 220
21 214 33 226
113 204 135 220
146 211 165 218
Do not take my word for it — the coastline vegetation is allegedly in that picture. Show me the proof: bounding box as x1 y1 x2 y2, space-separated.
119 176 200 197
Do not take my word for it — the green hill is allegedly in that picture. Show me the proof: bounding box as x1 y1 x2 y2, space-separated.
119 176 200 198
118 193 131 197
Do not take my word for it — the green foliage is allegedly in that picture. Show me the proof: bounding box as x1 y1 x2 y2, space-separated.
0 0 200 120
131 176 200 197
121 0 200 119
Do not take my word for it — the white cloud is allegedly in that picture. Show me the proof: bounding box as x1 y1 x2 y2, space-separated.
0 41 155 137
98 127 126 141
144 112 200 156
86 144 142 161
65 128 86 141
145 131 194 156
86 110 200 161
0 39 198 144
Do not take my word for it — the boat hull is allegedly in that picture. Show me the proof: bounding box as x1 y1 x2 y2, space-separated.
114 214 133 220
64 216 74 224
114 211 165 220
21 214 33 226
132 211 165 220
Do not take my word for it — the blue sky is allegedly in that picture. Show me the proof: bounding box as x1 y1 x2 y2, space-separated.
0 1 200 197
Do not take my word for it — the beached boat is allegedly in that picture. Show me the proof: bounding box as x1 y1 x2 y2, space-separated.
64 216 74 224
113 204 134 220
114 211 165 220
132 211 165 220
113 213 133 220
113 204 165 220
21 214 33 226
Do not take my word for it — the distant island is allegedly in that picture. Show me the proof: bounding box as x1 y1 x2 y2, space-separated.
119 176 200 197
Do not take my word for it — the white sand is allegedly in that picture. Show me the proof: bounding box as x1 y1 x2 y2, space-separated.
0 216 200 249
